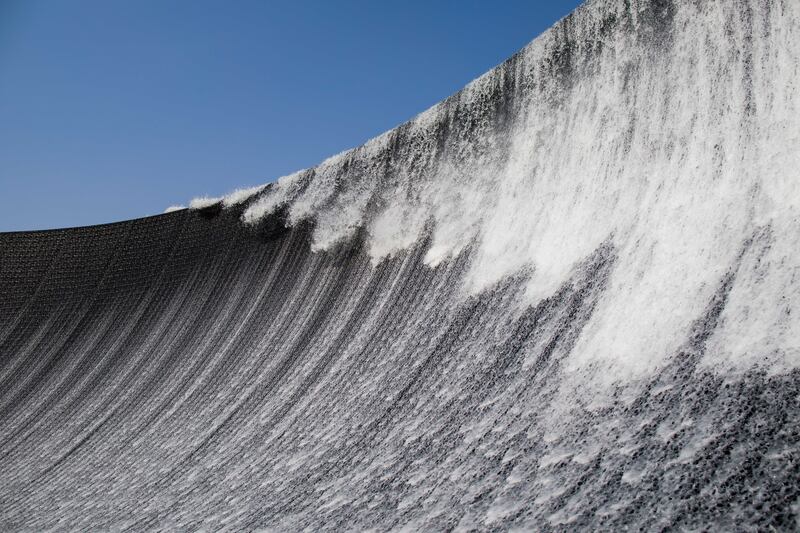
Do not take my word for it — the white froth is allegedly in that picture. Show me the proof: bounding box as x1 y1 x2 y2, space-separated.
241 170 308 225
226 0 798 381
189 196 223 209
222 184 268 207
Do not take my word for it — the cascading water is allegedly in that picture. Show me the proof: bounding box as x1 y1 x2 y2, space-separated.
1 0 798 530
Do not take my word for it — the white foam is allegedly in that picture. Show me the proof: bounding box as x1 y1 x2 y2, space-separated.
241 170 308 225
227 0 799 381
189 196 223 209
223 184 268 207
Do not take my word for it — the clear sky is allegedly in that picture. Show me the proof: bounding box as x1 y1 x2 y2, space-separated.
0 0 585 231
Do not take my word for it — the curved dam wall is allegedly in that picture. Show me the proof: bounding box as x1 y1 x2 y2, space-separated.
1 208 796 530
2 0 800 530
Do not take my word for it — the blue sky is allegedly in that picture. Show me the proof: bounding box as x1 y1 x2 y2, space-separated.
0 0 584 231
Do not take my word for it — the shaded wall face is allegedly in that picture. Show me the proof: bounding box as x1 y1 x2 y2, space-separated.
0 209 797 531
